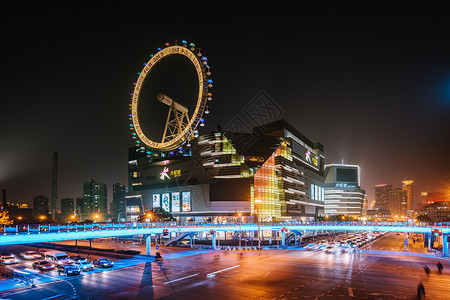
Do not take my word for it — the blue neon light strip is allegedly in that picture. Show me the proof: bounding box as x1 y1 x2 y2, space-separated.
0 224 446 246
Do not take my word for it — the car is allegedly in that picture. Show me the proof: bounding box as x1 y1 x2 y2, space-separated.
21 251 41 260
340 245 354 253
74 260 93 271
32 260 53 271
1 255 18 264
57 264 81 276
92 258 113 268
304 243 316 250
44 251 71 266
70 254 86 262
323 245 335 252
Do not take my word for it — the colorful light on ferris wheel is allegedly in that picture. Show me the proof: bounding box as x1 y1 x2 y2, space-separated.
129 40 212 152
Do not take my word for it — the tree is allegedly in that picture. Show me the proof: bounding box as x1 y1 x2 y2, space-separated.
0 211 13 225
416 214 431 222
139 207 174 222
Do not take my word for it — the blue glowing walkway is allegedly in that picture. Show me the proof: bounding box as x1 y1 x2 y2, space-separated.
1 223 447 246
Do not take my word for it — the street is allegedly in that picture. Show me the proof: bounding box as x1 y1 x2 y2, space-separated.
1 232 449 299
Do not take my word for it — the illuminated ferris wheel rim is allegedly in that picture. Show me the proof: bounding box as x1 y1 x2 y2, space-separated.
130 42 212 152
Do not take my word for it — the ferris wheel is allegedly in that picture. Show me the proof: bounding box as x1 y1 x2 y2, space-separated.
129 40 213 155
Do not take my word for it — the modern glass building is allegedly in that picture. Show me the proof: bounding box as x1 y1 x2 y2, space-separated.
324 164 366 217
127 119 325 222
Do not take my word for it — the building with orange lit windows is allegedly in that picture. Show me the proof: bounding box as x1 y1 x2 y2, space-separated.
126 119 325 222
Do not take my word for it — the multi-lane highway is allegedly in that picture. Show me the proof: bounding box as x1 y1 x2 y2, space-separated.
0 232 449 299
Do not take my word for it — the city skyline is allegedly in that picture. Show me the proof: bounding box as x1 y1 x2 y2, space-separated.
1 6 449 208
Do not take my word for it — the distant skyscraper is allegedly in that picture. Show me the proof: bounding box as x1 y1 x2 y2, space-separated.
112 183 126 221
60 198 74 219
83 180 107 220
33 195 49 212
389 187 407 217
76 197 89 221
324 164 366 216
51 152 58 220
375 184 392 211
402 178 414 211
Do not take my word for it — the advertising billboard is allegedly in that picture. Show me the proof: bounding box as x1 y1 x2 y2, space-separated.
152 194 160 208
182 191 191 212
172 192 180 212
161 193 170 212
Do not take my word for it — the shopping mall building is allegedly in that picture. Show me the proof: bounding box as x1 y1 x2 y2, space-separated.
126 119 326 222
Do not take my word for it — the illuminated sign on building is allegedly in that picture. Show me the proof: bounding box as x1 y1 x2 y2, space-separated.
335 183 356 188
305 150 318 167
152 191 191 213
160 167 170 180
170 169 181 178
152 194 160 208
159 167 181 180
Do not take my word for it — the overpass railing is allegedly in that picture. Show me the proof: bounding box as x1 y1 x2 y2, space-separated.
1 221 448 235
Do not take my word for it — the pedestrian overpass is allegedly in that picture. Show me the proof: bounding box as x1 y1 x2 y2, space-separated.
1 222 448 256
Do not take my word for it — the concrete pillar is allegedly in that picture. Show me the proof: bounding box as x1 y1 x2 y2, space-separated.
212 232 216 250
428 234 432 250
443 235 448 257
281 230 286 247
146 235 151 256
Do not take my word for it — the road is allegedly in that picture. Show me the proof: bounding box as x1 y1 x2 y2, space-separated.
1 232 449 299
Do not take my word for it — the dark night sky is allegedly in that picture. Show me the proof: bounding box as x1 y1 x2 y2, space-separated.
1 4 449 209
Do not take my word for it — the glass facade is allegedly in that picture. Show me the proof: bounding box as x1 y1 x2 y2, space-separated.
252 141 292 220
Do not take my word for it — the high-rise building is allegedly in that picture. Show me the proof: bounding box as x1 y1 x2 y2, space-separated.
112 183 126 222
374 184 392 211
60 198 74 220
83 180 107 221
75 197 88 220
389 187 407 218
324 164 366 217
33 195 49 213
402 177 414 213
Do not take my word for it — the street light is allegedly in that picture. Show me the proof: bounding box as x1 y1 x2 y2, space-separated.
145 212 153 223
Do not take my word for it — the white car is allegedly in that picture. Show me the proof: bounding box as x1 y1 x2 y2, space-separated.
1 255 18 264
304 243 316 250
74 260 94 271
21 251 41 260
